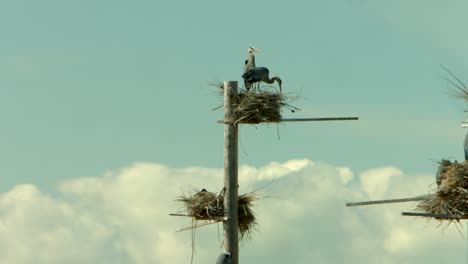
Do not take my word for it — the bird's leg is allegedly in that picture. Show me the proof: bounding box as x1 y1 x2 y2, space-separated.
206 206 212 218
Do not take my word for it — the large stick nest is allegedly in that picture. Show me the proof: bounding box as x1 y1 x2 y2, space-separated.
231 91 285 124
213 84 300 125
417 160 468 221
178 189 261 240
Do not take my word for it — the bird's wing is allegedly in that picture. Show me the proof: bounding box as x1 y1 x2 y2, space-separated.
242 67 270 82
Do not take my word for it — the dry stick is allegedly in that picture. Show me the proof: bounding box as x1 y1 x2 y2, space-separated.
191 219 197 264
444 77 465 90
169 213 228 221
441 65 468 100
177 220 223 232
346 195 432 207
170 213 192 217
441 64 468 88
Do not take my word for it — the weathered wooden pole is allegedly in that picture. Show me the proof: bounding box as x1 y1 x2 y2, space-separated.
223 80 239 264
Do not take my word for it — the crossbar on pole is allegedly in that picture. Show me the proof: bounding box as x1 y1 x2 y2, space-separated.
346 195 432 207
402 212 466 219
169 213 229 221
217 117 359 124
280 117 358 122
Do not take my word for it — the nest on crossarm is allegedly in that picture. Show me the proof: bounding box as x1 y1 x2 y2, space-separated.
178 190 223 220
177 188 262 240
232 91 285 124
212 83 300 125
416 160 468 222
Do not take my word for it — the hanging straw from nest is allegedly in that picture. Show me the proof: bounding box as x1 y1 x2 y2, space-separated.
176 189 261 240
416 160 468 222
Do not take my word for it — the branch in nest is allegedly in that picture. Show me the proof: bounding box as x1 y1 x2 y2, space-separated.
441 65 468 101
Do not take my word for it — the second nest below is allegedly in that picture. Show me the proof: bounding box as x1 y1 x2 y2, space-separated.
178 189 261 240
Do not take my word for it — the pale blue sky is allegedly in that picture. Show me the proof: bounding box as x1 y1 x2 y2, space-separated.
1 0 468 193
3 1 468 263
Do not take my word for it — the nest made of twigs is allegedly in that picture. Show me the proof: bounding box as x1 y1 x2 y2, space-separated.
178 189 261 240
212 83 300 125
231 91 285 124
417 160 468 221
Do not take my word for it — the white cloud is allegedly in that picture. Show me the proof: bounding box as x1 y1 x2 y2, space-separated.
360 166 403 199
384 227 415 254
0 160 465 264
337 166 354 184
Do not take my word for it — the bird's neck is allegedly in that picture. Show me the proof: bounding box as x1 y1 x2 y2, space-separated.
248 53 256 67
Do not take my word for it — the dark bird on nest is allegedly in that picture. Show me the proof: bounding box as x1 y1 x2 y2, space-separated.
242 47 282 93
243 67 282 93
436 159 451 186
194 188 208 197
216 252 232 264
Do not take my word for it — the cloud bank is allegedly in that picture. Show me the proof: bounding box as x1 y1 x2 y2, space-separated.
0 160 464 264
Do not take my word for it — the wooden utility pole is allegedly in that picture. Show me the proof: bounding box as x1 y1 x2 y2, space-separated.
219 80 359 264
223 81 239 264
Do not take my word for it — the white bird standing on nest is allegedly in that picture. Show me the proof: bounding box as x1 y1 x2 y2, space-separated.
242 47 282 93
243 46 260 91
243 46 260 73
216 252 232 264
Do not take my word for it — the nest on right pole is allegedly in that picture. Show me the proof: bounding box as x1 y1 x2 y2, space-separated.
416 160 468 222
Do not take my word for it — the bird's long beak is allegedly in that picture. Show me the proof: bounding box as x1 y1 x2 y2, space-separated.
252 47 261 52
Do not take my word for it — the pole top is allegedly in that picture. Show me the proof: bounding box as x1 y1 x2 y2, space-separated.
224 80 238 86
